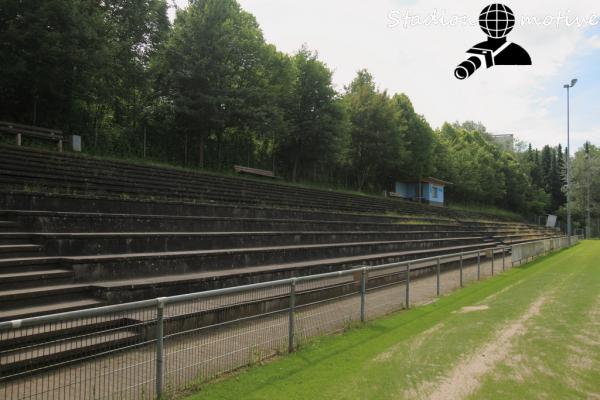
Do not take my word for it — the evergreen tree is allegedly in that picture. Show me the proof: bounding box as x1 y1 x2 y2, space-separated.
342 70 406 191
277 47 345 181
159 0 272 167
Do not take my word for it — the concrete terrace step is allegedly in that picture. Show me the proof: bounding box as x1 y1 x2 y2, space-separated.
0 283 90 302
0 232 36 245
0 244 42 252
0 241 497 320
0 298 104 322
0 268 72 283
1 329 140 375
0 317 143 375
1 210 462 234
0 162 403 214
0 221 18 227
0 204 454 226
58 237 487 284
0 269 73 290
35 230 489 255
1 146 514 222
0 256 61 272
0 220 19 232
0 148 426 212
94 241 497 302
0 244 43 257
0 146 506 220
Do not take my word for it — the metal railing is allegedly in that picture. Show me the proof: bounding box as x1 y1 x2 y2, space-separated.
0 236 579 400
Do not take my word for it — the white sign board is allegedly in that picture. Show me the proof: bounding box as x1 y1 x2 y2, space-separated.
546 215 557 228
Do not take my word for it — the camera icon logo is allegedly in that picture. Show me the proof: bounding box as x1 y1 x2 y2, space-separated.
455 4 531 80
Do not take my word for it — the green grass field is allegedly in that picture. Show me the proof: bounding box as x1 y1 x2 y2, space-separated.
185 241 600 400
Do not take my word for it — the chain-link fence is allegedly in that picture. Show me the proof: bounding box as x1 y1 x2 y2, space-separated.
0 237 579 400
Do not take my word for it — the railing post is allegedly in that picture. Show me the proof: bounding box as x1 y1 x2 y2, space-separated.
58 139 63 152
502 247 506 271
288 279 297 353
477 251 481 281
156 298 165 399
491 249 495 276
360 267 367 323
459 253 463 287
511 244 515 267
16 133 21 146
436 257 441 296
405 263 410 309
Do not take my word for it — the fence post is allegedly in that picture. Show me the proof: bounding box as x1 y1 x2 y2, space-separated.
16 133 22 146
360 267 367 323
459 253 463 287
436 257 441 296
405 263 411 309
511 244 515 267
156 298 165 399
502 247 506 271
288 278 297 353
491 250 495 276
477 251 481 281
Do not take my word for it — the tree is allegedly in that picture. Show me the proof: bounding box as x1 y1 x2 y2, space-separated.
393 94 434 180
276 47 346 181
0 0 586 220
570 143 600 235
454 120 488 135
0 0 107 128
159 0 271 168
435 123 505 205
0 0 169 153
550 144 567 211
342 70 407 191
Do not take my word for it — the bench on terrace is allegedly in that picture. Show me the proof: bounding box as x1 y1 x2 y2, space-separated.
0 121 64 152
234 165 276 179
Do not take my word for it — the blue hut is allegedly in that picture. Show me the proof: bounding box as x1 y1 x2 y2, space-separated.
391 177 452 207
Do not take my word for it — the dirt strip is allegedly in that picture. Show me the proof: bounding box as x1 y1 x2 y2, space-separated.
426 295 548 400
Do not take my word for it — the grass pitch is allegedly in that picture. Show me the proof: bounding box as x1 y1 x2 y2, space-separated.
186 241 600 400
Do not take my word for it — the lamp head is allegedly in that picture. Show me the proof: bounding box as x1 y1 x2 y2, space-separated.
571 78 578 87
563 84 570 89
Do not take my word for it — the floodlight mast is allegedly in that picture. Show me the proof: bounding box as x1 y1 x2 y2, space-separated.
564 78 577 244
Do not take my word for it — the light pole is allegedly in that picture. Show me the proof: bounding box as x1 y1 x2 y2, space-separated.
563 78 577 243
585 142 591 238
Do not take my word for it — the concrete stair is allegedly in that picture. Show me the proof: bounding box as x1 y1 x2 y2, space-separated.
0 220 19 232
0 145 517 219
0 317 142 376
0 145 561 324
0 145 564 380
0 244 43 258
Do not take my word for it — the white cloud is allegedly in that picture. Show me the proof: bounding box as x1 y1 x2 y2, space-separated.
173 0 600 149
586 34 600 48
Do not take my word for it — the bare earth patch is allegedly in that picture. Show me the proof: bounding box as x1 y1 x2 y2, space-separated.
422 295 548 400
454 305 489 314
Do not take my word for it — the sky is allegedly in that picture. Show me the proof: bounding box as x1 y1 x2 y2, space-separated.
171 0 600 151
